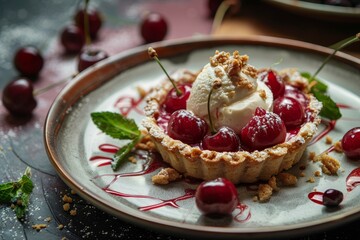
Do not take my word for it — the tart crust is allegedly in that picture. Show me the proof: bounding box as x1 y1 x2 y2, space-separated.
142 70 322 184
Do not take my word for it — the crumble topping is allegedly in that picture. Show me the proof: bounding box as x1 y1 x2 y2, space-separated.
258 89 267 100
152 168 182 185
307 177 315 183
319 153 340 175
333 141 343 153
325 136 333 144
32 224 47 231
257 184 273 202
277 173 298 186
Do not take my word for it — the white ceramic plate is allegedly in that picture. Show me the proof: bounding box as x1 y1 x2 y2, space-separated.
45 36 360 239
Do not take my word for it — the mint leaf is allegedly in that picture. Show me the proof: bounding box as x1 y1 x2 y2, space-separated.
112 138 139 171
301 72 327 93
0 182 15 203
301 72 341 120
0 167 34 219
312 89 342 120
91 112 140 140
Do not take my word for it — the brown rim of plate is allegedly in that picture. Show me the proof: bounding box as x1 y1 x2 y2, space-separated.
44 35 360 239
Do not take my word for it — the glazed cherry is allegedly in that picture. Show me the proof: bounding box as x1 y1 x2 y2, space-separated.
163 84 191 113
77 48 108 72
202 127 240 152
240 107 286 151
74 7 102 39
13 46 44 77
323 189 343 207
140 12 168 43
195 178 238 215
60 25 85 53
167 110 208 144
284 85 309 107
259 70 285 99
273 96 305 129
341 127 360 159
2 78 37 116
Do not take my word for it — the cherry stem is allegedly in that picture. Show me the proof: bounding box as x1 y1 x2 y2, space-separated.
33 73 78 96
211 0 231 34
148 47 182 96
84 0 91 46
207 79 222 134
310 33 360 81
207 88 216 134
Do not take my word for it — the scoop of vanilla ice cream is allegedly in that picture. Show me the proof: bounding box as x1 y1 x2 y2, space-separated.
186 51 273 133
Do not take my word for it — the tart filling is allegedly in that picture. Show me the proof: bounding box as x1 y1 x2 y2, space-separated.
143 51 322 184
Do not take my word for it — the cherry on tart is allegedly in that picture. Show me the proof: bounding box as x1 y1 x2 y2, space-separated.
258 70 285 99
284 85 309 107
167 110 208 145
273 96 305 129
74 7 102 39
240 107 286 151
2 78 37 116
148 47 191 114
143 50 322 183
13 46 44 77
163 84 191 113
201 78 240 152
77 47 108 72
341 127 360 159
140 12 168 43
60 25 85 53
323 189 344 207
195 178 238 215
202 127 240 152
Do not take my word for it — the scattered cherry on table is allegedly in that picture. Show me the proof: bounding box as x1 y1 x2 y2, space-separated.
140 12 168 43
60 24 85 53
2 78 37 116
74 7 102 39
77 47 108 72
13 46 44 77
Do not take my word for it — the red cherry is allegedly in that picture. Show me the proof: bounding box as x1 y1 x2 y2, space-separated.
2 78 37 116
323 189 343 207
140 12 168 43
259 70 285 99
13 46 44 77
195 178 238 215
341 127 360 159
273 96 305 129
167 110 208 144
240 107 286 151
163 84 191 113
60 25 85 53
74 8 102 39
77 48 108 72
202 127 240 152
284 85 309 107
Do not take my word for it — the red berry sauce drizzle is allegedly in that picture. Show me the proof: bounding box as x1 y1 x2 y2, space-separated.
307 105 360 205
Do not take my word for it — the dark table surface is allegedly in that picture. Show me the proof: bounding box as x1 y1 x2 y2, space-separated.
1 0 360 239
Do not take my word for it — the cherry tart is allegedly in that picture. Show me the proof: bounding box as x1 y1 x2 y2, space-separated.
143 57 322 184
